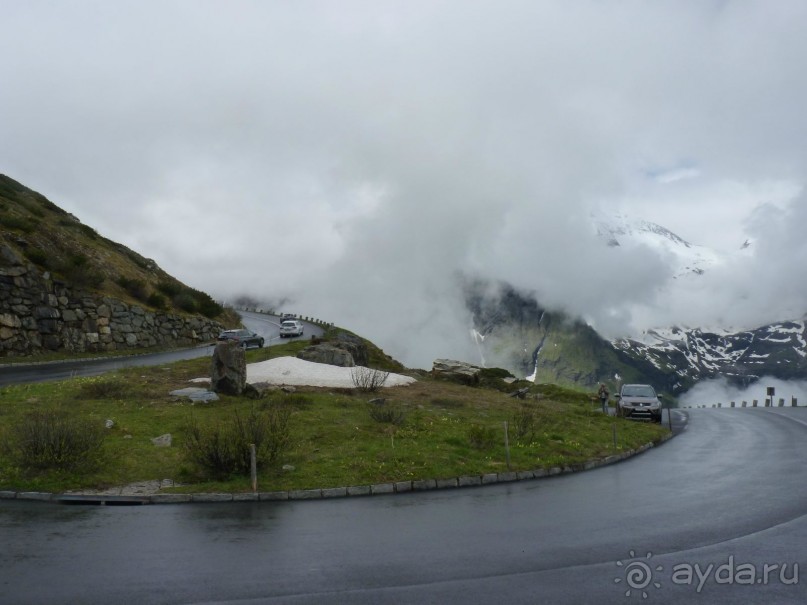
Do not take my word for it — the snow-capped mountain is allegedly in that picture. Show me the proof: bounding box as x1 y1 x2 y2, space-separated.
593 214 725 279
614 320 807 393
461 215 805 395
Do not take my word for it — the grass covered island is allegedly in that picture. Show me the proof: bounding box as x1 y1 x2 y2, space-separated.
0 338 669 495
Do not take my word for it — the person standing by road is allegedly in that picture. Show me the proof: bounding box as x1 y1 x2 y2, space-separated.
598 383 609 414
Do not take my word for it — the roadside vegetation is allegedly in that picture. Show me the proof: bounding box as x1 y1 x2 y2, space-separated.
0 339 668 494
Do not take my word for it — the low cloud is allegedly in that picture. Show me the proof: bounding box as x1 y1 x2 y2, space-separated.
2 2 807 367
679 376 807 409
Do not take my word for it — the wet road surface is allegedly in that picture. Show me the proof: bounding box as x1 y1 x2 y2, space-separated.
2 407 806 604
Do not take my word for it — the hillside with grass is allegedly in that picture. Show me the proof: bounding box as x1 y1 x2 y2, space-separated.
0 174 239 357
466 281 669 393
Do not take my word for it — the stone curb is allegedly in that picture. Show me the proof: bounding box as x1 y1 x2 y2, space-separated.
0 432 675 505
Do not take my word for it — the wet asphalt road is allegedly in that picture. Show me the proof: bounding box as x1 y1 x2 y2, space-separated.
2 407 806 604
0 312 318 386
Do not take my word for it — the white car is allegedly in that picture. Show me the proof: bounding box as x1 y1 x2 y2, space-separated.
279 320 304 338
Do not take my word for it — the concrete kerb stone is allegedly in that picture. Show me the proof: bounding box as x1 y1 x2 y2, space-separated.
150 494 192 504
17 492 53 502
371 483 395 495
191 493 233 503
289 489 322 500
259 491 289 501
2 432 678 505
322 487 348 498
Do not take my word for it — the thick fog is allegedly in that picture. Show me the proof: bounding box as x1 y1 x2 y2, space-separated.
2 1 806 367
679 377 807 409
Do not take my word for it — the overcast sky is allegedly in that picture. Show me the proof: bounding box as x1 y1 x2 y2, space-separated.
2 1 806 367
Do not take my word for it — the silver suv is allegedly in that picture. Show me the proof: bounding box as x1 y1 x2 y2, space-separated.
279 320 304 338
616 384 662 423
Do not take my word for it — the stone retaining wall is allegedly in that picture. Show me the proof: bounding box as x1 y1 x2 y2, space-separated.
0 264 223 356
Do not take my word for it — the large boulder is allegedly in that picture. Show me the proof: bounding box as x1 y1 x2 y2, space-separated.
210 341 246 395
297 343 356 367
431 359 482 386
332 332 369 366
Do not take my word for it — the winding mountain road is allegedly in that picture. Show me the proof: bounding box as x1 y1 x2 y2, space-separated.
0 311 319 386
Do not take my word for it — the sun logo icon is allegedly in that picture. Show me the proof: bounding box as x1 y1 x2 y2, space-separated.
615 550 663 598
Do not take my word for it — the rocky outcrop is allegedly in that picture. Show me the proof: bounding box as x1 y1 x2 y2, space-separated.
332 332 369 366
431 359 482 386
296 332 370 368
297 343 356 367
210 342 246 395
0 262 223 357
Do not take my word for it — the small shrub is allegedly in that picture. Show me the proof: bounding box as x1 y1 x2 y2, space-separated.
0 215 37 233
173 293 197 313
76 377 131 399
57 253 104 289
157 281 182 297
512 405 536 442
117 276 149 301
78 224 99 239
351 367 389 392
184 405 291 479
368 400 406 425
191 289 224 318
467 424 497 450
2 409 105 471
147 292 167 310
25 248 49 268
18 199 45 218
430 397 465 409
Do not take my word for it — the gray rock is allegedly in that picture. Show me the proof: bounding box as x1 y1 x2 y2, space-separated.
297 343 355 367
431 359 482 386
210 341 246 395
282 464 295 472
104 419 114 429
151 434 172 447
332 332 369 366
170 387 219 402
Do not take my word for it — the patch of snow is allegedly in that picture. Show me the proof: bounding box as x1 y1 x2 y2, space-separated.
762 336 792 343
246 356 416 388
